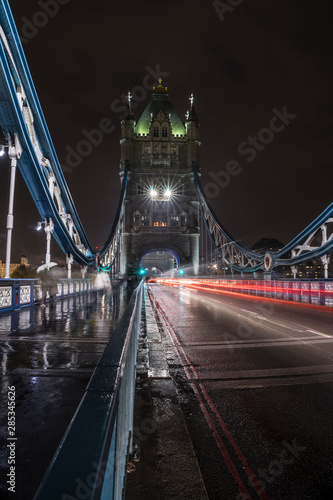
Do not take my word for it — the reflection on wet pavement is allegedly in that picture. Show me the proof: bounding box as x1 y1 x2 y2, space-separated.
0 285 128 500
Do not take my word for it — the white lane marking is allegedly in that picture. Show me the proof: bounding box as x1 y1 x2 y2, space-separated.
178 289 332 339
184 339 333 349
306 329 332 338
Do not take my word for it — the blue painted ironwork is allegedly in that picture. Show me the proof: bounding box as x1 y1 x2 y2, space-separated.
99 162 129 270
0 0 126 269
192 163 333 274
0 278 93 314
192 163 264 272
0 0 332 277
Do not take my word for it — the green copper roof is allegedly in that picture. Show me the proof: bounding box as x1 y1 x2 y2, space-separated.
135 94 186 136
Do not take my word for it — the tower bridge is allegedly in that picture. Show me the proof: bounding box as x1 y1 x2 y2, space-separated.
0 0 332 279
118 80 200 277
0 2 333 500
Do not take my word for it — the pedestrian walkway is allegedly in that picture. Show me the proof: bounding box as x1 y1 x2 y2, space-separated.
0 286 128 500
125 285 208 499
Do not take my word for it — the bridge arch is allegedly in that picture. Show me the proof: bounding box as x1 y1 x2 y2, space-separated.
140 246 181 269
138 246 183 279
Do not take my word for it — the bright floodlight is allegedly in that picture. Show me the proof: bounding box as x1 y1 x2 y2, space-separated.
36 221 42 231
0 145 5 157
150 187 158 198
165 188 172 199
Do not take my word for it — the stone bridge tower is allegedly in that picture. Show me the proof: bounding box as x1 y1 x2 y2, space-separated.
119 80 200 277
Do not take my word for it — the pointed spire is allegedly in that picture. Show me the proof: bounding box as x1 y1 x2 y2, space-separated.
125 91 134 120
187 93 199 123
189 93 194 108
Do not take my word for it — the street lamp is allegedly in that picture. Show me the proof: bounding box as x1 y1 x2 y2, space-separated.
1 134 23 278
149 187 158 199
36 218 54 266
165 187 172 199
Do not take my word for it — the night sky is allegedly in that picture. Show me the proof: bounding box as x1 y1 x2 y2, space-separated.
0 0 332 265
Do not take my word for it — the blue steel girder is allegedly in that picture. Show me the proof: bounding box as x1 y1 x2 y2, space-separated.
192 163 333 273
0 1 95 265
192 163 264 273
99 163 129 269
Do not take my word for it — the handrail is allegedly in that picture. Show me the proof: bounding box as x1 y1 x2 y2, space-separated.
34 280 144 500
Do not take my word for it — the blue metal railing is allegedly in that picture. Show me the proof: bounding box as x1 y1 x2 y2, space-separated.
34 280 144 500
0 278 93 314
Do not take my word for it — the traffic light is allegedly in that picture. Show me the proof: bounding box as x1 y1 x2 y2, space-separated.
139 268 146 276
179 269 184 275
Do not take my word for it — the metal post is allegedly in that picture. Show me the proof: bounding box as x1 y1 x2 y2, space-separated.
291 266 297 279
4 134 23 278
81 265 87 279
44 219 54 266
67 253 73 279
5 159 17 278
321 255 330 279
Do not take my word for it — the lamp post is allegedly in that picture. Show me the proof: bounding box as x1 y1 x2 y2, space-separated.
1 134 23 278
66 253 73 279
37 218 54 267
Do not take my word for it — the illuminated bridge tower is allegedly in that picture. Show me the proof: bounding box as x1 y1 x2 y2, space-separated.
119 80 200 277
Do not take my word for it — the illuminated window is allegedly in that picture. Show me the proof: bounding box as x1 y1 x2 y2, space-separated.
171 216 179 227
142 215 149 226
162 127 168 137
153 127 159 137
153 214 167 227
144 145 151 154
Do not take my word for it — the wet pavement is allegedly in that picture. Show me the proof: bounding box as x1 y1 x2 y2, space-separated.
141 283 333 500
0 285 128 500
126 287 208 500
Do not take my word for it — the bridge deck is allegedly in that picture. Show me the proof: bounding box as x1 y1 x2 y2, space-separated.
0 285 128 500
127 283 333 500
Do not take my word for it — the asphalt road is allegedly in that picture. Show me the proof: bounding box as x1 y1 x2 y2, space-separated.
0 286 128 500
148 283 333 500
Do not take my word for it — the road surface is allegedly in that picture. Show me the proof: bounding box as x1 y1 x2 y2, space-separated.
148 282 333 500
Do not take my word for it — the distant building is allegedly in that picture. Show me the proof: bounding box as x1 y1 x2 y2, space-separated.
0 256 30 278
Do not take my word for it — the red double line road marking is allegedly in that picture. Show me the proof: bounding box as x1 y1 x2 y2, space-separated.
148 286 270 500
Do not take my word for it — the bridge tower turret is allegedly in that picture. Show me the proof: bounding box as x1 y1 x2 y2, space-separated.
119 80 200 277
